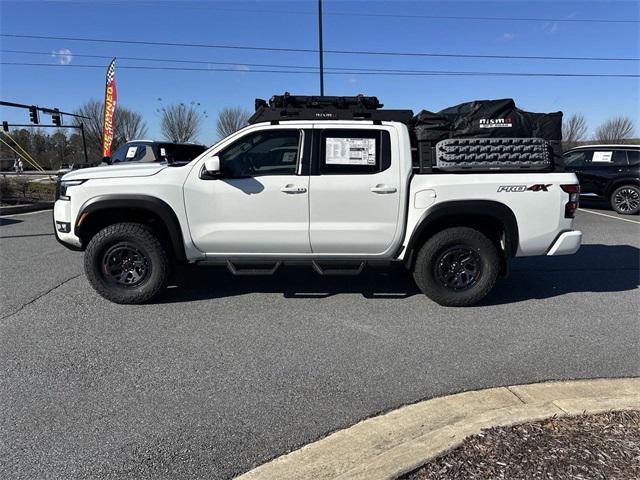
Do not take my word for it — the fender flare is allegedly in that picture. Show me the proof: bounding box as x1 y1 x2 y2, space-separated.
405 200 519 264
75 194 187 261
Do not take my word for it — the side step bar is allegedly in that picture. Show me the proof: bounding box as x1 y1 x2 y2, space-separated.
226 260 282 276
223 260 369 276
312 261 366 276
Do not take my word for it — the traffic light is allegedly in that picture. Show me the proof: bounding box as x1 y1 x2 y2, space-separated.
28 106 39 124
2 121 8 132
51 108 61 127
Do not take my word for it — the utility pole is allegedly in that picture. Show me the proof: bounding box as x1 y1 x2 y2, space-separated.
318 0 324 96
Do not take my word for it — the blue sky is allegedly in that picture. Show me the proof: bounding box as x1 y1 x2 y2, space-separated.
1 0 638 144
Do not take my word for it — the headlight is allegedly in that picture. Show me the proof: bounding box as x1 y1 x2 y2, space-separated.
58 179 86 200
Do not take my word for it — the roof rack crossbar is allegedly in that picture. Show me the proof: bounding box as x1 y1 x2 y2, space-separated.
247 94 414 125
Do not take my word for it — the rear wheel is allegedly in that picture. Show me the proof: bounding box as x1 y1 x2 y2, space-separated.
413 227 500 307
610 185 640 215
84 222 170 304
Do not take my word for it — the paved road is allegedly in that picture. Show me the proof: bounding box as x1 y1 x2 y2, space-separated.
1 200 638 479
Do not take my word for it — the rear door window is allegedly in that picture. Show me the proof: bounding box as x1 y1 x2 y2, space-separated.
317 129 391 174
612 150 629 165
626 150 639 165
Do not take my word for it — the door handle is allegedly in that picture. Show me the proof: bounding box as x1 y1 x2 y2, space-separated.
281 184 307 194
370 184 397 194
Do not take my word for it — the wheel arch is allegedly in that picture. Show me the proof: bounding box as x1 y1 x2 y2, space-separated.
604 177 640 198
404 200 519 272
74 194 187 262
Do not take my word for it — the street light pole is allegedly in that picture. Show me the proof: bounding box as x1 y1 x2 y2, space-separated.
318 0 324 96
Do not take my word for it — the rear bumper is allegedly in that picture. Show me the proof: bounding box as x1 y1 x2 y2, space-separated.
546 230 582 256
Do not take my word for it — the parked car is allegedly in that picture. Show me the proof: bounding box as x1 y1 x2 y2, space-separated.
106 140 207 166
57 141 207 175
54 95 582 307
562 145 639 215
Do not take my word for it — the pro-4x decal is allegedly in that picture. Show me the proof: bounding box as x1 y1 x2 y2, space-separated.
497 184 552 192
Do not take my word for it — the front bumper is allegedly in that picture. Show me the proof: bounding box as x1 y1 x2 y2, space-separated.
546 230 582 256
53 200 82 249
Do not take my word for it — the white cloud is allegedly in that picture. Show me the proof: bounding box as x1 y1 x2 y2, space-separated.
543 22 559 34
348 77 358 84
500 32 516 42
233 64 250 73
51 48 73 65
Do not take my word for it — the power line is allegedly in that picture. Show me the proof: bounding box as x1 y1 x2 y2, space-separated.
41 1 640 24
2 33 638 62
1 49 321 70
2 62 638 78
4 49 638 77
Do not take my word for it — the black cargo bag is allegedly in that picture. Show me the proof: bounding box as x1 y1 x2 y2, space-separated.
413 98 562 142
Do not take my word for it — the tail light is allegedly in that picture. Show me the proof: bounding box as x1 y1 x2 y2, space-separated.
561 184 580 218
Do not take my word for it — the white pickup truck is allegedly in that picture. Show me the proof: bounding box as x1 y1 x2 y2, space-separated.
53 99 582 306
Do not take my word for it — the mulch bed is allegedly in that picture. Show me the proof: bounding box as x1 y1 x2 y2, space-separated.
402 410 640 480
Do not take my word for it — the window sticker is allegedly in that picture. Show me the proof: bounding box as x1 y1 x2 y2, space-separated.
126 146 138 158
326 137 376 165
281 151 297 163
592 151 613 162
159 147 167 157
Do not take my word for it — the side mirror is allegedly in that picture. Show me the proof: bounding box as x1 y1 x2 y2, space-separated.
203 156 221 176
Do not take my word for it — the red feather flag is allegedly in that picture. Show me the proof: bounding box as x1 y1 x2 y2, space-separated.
102 58 117 158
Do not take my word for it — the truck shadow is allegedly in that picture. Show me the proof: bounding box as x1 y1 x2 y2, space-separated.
161 264 420 302
156 244 639 305
0 217 24 226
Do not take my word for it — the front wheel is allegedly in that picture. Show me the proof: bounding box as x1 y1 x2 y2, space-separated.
412 227 500 307
610 185 640 215
84 222 170 304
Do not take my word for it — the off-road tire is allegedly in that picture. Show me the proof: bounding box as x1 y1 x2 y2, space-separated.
84 222 169 304
413 227 500 307
610 185 640 215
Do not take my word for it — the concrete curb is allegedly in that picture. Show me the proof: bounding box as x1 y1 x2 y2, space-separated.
235 378 639 480
0 202 53 215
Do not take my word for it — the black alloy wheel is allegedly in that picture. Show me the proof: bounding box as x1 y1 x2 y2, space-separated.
101 242 150 287
434 246 482 291
611 186 640 215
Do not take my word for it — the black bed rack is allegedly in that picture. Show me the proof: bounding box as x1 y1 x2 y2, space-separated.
248 93 414 125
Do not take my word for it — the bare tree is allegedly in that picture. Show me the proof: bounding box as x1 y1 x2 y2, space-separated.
160 102 204 143
562 113 588 149
74 99 147 159
74 99 103 158
115 108 148 143
595 116 635 143
216 107 250 139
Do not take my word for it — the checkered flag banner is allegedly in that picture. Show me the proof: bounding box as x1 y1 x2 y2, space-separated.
105 60 116 84
101 58 117 158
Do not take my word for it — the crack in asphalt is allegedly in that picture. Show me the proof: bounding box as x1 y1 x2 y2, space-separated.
0 273 83 321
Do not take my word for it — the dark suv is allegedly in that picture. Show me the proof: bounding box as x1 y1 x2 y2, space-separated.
562 145 639 215
107 140 207 166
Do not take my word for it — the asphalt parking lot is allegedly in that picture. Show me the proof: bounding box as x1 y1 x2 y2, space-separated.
1 197 638 480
